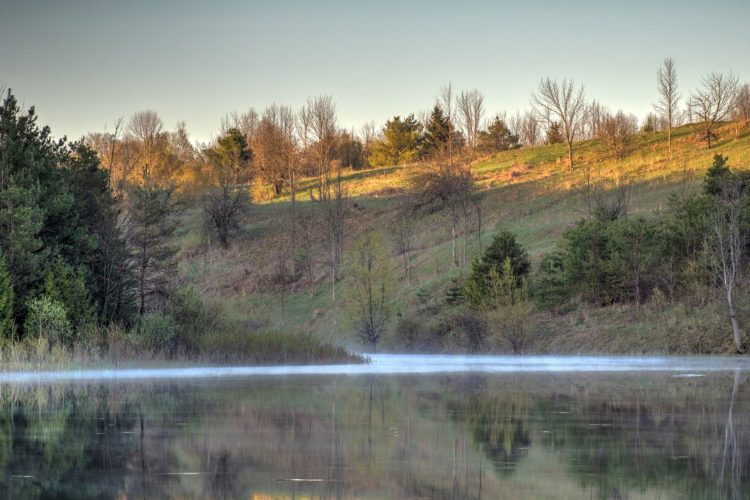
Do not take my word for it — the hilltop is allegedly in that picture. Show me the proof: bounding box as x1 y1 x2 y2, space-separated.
175 121 750 354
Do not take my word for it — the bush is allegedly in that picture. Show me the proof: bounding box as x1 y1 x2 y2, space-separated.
136 313 178 354
165 286 224 353
24 295 73 345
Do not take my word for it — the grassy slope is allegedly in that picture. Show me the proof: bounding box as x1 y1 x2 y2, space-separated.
176 122 750 353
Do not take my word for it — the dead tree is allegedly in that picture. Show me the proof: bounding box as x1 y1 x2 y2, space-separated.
388 195 416 285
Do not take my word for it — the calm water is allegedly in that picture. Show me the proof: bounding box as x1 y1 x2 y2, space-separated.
0 355 748 499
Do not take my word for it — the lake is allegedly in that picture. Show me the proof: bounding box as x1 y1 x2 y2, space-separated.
0 355 748 499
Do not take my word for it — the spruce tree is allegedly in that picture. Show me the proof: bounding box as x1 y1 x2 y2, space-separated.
0 254 13 338
129 173 179 317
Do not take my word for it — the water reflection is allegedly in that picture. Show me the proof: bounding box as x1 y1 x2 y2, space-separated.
0 366 747 499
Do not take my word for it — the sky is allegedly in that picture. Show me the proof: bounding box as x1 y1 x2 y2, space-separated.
2 0 749 143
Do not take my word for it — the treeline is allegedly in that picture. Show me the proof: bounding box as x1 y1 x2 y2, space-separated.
0 90 356 365
86 59 750 200
387 155 750 354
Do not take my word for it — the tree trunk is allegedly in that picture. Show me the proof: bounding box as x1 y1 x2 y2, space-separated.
567 141 574 171
726 286 745 353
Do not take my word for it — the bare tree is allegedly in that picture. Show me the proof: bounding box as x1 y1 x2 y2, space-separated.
597 109 639 160
532 78 587 171
654 58 681 157
313 167 348 301
418 162 474 267
456 89 485 156
438 83 456 157
733 83 750 123
305 95 338 189
388 195 416 285
690 72 739 148
519 111 540 147
710 176 747 353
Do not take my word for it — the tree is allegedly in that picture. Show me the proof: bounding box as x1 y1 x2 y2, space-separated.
456 89 485 156
128 174 179 317
519 111 541 147
388 195 416 285
345 232 394 349
477 115 520 154
305 95 337 189
597 110 638 160
369 114 423 166
654 57 680 157
253 105 295 194
690 72 739 148
0 254 12 338
532 78 587 170
203 128 251 249
465 230 530 305
418 162 474 267
423 105 452 157
706 159 747 352
545 121 564 145
733 83 750 123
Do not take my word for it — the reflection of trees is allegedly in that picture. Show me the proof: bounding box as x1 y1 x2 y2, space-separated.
447 384 531 475
0 373 746 499
543 375 748 500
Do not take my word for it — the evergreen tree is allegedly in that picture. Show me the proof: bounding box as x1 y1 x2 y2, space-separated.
128 175 179 317
477 116 520 153
424 105 452 156
368 114 424 166
0 254 12 338
545 121 564 144
464 230 530 306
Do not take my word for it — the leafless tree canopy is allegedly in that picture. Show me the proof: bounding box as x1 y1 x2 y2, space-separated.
733 83 750 122
456 89 485 155
532 78 587 170
597 109 639 160
689 72 739 148
654 58 680 155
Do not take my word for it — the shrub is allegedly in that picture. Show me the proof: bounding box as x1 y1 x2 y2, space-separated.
165 286 224 353
24 295 73 345
136 313 178 354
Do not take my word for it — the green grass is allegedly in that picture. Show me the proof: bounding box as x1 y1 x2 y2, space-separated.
174 121 750 353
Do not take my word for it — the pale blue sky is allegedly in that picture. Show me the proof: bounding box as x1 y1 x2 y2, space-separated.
2 0 748 142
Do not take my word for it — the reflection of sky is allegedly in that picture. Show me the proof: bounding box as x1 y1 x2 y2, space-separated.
2 0 749 143
1 354 748 382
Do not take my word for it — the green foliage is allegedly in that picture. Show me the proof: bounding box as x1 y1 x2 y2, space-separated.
423 105 452 156
532 251 570 311
136 312 179 354
703 154 732 195
0 91 135 335
128 182 178 316
545 121 564 144
465 230 530 306
369 114 424 166
165 286 224 353
477 116 520 154
41 257 96 331
466 260 533 352
24 295 72 345
0 255 12 338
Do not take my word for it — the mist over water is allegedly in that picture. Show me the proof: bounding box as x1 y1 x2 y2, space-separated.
1 354 748 383
0 355 748 498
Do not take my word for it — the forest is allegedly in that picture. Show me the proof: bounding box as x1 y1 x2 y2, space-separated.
1 59 750 365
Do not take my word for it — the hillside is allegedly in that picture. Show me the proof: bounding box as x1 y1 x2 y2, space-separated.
175 121 750 354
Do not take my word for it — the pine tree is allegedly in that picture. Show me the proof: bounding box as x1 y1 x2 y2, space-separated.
424 105 452 156
129 173 179 317
545 121 564 144
0 254 13 338
477 115 520 153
